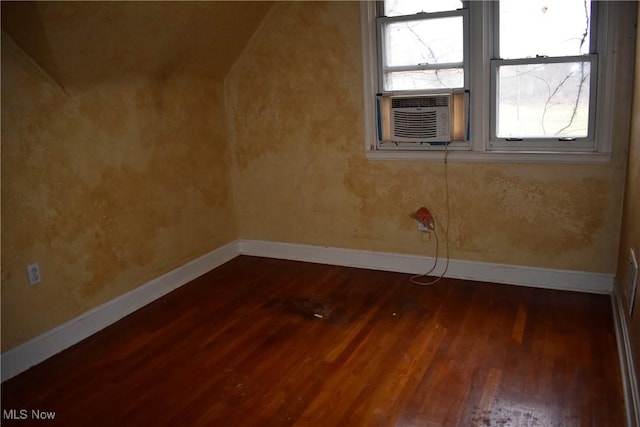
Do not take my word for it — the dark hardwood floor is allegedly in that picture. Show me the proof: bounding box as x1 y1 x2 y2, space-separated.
2 256 625 426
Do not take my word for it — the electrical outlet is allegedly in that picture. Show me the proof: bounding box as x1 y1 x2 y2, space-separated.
27 262 41 285
624 249 638 315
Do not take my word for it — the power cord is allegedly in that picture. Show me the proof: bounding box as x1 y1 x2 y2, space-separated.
410 146 451 286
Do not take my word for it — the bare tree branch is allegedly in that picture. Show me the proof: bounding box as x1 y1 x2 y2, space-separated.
542 72 575 135
556 67 589 135
404 23 448 88
579 0 590 53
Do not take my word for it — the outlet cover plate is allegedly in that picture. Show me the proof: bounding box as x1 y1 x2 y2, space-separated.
27 262 41 285
417 222 430 232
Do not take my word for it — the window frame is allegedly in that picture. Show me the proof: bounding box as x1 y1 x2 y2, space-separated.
489 1 599 150
489 55 599 151
376 6 470 95
360 0 623 163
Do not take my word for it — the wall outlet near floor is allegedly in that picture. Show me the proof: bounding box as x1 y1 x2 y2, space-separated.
27 262 42 285
623 249 638 316
417 222 431 232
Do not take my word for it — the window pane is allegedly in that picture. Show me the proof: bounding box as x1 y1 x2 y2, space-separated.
496 62 591 138
384 0 462 17
385 68 464 91
500 0 591 59
384 17 463 67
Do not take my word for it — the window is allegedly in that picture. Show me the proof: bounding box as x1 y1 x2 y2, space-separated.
374 1 470 151
377 1 468 92
490 0 597 151
361 1 629 162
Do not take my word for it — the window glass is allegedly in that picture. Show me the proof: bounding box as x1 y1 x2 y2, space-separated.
499 0 591 59
496 61 591 138
385 69 464 91
384 0 462 17
384 17 464 67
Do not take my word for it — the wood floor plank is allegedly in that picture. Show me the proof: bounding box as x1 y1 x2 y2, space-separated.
1 256 626 426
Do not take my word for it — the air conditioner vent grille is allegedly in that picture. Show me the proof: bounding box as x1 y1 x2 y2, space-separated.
392 96 449 109
392 111 438 139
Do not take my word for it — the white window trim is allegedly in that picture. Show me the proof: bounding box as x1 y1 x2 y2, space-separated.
489 55 599 150
376 8 470 94
360 1 621 164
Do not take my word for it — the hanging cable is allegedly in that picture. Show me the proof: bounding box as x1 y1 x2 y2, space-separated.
410 145 451 286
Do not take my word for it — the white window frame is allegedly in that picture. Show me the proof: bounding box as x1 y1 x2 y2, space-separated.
489 1 599 151
374 3 471 152
361 1 623 163
376 7 470 95
489 55 599 151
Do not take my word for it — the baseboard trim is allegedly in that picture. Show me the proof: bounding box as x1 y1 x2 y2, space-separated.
1 241 239 382
612 285 640 427
2 239 614 382
238 239 613 294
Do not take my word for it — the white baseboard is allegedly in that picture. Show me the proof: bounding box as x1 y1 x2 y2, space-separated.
1 241 239 382
2 238 614 382
612 285 640 427
238 239 613 294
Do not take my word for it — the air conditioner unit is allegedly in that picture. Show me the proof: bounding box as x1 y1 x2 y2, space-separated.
390 95 451 143
376 94 454 149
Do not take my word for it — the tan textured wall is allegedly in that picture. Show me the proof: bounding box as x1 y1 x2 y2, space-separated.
226 1 630 273
616 4 640 393
2 0 635 357
1 35 238 351
0 1 274 89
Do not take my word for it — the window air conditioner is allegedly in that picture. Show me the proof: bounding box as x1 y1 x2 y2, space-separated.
377 94 453 149
391 95 451 142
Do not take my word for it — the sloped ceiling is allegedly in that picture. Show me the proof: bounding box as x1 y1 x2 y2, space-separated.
1 1 274 88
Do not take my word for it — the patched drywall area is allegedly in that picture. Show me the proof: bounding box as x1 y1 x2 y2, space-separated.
226 1 629 274
616 4 640 393
1 34 238 351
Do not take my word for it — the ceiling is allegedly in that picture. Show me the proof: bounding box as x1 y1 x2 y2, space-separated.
1 1 274 88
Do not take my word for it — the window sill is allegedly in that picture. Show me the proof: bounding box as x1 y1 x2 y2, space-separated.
365 150 612 164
